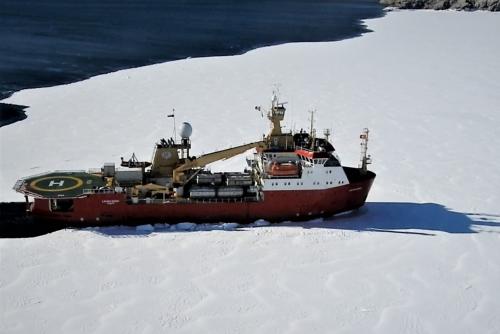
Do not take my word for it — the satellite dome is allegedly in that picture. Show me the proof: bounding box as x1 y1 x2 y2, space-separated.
179 122 193 139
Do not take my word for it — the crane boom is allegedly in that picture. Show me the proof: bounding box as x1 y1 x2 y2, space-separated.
174 141 265 173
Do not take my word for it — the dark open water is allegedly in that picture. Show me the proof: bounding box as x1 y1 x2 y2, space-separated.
0 0 383 102
0 0 384 227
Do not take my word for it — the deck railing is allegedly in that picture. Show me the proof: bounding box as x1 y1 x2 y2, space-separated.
82 188 116 195
126 196 260 205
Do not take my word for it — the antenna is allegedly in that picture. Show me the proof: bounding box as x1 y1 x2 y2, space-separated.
272 83 282 100
168 108 176 142
255 105 263 117
323 128 331 141
271 90 279 110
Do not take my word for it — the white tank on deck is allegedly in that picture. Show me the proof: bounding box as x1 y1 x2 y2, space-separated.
226 174 253 186
217 186 244 198
197 173 222 185
115 168 142 185
102 162 115 177
190 186 216 198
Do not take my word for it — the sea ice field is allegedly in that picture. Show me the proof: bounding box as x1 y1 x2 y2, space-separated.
1 9 500 334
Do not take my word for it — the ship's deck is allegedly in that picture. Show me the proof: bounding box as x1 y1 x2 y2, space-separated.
14 171 106 199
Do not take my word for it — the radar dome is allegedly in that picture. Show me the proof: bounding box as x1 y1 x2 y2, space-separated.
179 122 193 139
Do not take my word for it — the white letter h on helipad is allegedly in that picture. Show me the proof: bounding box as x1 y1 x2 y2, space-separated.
48 180 65 187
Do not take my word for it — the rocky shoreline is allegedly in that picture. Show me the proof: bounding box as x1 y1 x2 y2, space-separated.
380 0 500 10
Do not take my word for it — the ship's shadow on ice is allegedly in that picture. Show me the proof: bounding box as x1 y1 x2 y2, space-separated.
307 202 500 235
89 202 500 237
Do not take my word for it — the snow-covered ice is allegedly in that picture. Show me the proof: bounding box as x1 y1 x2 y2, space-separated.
135 224 154 232
253 219 271 227
174 223 196 231
1 10 500 334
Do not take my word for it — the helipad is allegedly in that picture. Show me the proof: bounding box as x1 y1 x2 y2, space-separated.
14 171 106 199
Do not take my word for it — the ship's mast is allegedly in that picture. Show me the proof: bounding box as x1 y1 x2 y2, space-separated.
170 108 177 143
309 109 315 135
308 109 316 149
267 91 286 136
359 128 372 174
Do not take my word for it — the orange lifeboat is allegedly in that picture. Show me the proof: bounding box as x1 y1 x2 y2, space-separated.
267 161 299 177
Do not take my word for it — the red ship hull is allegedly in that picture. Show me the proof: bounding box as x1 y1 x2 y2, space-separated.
30 171 375 225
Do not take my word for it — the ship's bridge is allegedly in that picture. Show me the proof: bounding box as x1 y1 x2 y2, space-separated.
13 171 106 199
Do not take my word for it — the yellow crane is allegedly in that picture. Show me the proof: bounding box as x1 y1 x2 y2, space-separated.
172 141 266 183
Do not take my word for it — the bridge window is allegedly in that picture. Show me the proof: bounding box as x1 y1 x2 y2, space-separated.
325 156 341 167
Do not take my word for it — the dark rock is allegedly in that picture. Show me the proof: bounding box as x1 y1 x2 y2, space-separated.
0 103 29 127
380 0 500 10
